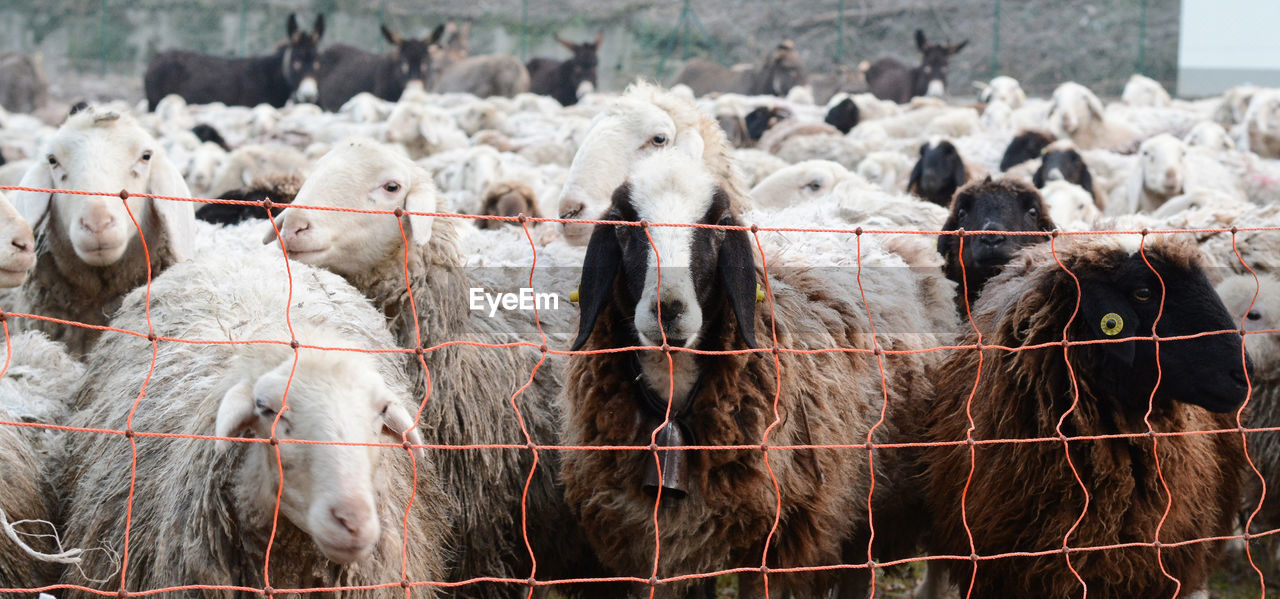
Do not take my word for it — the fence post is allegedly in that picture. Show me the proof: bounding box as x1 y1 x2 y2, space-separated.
1136 0 1147 75
239 0 248 56
990 0 1000 80
520 0 528 62
681 0 691 61
835 0 845 63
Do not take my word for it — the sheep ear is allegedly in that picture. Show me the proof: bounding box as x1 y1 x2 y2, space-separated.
571 188 626 352
716 205 758 350
1086 92 1105 120
403 172 438 247
676 127 704 161
1031 163 1047 188
287 13 300 39
381 25 401 46
1078 165 1094 194
952 158 968 190
936 207 961 256
915 30 927 51
262 214 285 245
382 399 426 461
907 157 923 194
146 151 196 262
214 379 257 454
12 161 52 229
1078 281 1138 365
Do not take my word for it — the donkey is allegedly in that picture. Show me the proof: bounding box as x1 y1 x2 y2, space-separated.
528 33 603 106
865 30 967 104
673 40 808 98
144 14 324 111
317 24 445 111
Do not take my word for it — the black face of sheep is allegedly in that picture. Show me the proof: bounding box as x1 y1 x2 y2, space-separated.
824 97 860 134
912 30 967 98
909 139 967 207
939 178 1055 309
1033 147 1094 194
999 130 1054 171
191 123 229 151
1071 249 1252 414
381 24 446 93
572 183 757 352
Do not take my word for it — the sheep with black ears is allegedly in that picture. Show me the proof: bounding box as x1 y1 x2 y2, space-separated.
556 81 749 246
908 137 973 207
937 177 1055 314
10 107 195 357
923 236 1250 597
270 138 614 599
57 252 451 595
999 130 1054 171
562 130 951 598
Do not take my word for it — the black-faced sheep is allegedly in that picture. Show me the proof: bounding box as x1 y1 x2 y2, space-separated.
908 138 971 207
271 138 615 598
923 236 1249 598
563 131 947 598
196 172 302 226
824 97 860 134
1033 142 1095 195
999 130 1054 171
58 253 451 595
10 107 195 356
937 177 1055 313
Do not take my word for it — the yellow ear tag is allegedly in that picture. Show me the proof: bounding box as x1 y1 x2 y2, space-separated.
569 286 580 303
756 283 765 303
1100 312 1124 336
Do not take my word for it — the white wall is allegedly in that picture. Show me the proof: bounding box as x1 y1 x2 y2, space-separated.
1179 0 1280 96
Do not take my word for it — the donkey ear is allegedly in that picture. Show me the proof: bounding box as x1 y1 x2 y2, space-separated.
571 221 624 351
381 25 401 46
312 14 325 39
287 13 300 39
716 205 758 350
950 40 968 54
145 151 196 262
427 24 446 45
556 35 575 51
594 31 604 49
12 160 52 230
1078 280 1139 366
915 30 927 51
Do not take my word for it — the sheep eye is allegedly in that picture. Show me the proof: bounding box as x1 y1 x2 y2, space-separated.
650 134 667 146
384 182 401 193
254 397 277 417
141 151 153 162
1027 207 1038 218
957 209 967 220
1132 288 1152 302
805 180 822 191
1248 310 1262 321
46 155 57 166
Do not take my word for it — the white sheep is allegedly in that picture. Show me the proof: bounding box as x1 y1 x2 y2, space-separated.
1121 133 1187 214
1121 74 1172 108
384 99 470 159
749 159 872 211
1184 121 1235 151
1040 179 1099 230
10 107 195 356
209 143 308 199
977 75 1026 108
0 189 34 288
857 150 916 193
270 137 610 595
1047 81 1139 150
59 252 450 593
1243 88 1280 159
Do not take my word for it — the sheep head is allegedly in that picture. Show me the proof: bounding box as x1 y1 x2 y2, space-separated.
1048 82 1105 139
214 347 423 565
0 191 34 287
1217 273 1280 380
13 107 194 267
270 138 438 278
558 96 681 246
1138 134 1186 198
938 177 1054 305
573 131 757 352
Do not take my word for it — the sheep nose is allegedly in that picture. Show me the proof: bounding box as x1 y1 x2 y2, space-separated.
978 232 1006 247
657 299 685 331
330 499 374 537
11 233 32 253
558 199 585 220
80 214 115 234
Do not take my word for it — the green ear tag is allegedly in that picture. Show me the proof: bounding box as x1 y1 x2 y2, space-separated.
1100 312 1124 336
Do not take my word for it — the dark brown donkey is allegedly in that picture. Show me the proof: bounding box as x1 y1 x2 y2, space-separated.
865 30 967 104
528 33 603 106
144 14 324 110
317 24 446 111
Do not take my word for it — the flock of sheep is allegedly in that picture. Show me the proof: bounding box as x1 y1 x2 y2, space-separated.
1 13 1280 599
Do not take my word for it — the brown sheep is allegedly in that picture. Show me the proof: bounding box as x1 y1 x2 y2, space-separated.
478 181 540 229
922 236 1250 598
0 406 60 589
